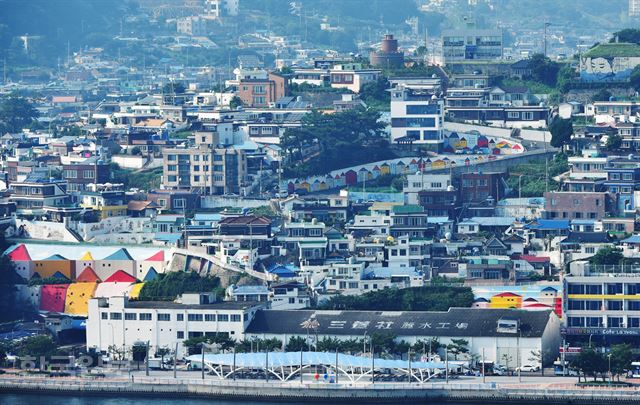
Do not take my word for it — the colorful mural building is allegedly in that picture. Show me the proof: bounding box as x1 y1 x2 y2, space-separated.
472 285 562 318
4 244 169 317
284 132 524 194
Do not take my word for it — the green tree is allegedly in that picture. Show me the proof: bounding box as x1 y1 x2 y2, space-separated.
139 272 223 301
319 285 474 312
528 54 561 87
556 64 576 93
592 89 612 102
18 335 57 368
609 344 633 381
574 346 607 381
370 331 397 354
360 77 390 110
155 346 171 369
230 96 243 109
131 342 147 370
162 82 186 94
631 65 640 90
130 146 142 156
589 246 623 266
447 339 469 360
529 349 544 375
611 29 640 45
606 134 622 150
0 96 39 133
285 336 308 351
549 117 573 148
281 109 394 178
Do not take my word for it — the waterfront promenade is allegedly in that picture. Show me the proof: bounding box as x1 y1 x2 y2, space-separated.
2 372 640 403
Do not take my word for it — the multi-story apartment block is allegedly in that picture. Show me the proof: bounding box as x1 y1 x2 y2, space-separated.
9 178 70 216
62 157 110 193
329 64 381 93
237 72 288 107
176 16 208 36
390 83 445 149
162 133 247 195
543 191 608 220
603 157 640 214
564 261 640 342
441 27 503 64
460 172 508 204
204 0 239 18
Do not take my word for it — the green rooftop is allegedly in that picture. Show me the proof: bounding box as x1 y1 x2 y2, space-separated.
392 205 424 214
583 42 640 58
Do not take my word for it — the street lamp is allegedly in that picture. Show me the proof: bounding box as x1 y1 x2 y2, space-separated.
608 353 612 385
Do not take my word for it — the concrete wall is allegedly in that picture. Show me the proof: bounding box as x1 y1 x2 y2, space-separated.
200 196 270 209
70 217 152 242
14 219 80 242
444 122 551 144
112 155 148 169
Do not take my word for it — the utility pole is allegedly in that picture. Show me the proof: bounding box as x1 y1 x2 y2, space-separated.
173 341 178 379
543 22 551 57
482 348 486 384
145 340 150 376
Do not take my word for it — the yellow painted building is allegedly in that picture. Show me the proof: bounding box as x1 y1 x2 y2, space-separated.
489 292 523 309
64 282 98 315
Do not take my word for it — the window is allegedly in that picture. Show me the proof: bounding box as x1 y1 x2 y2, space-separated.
230 314 242 322
177 314 184 321
101 312 108 320
167 165 177 172
218 314 229 322
158 313 171 321
406 104 440 115
522 112 534 120
205 314 215 322
507 112 520 119
167 155 177 161
110 313 122 320
125 313 137 321
391 118 436 128
188 314 203 322
83 170 95 179
607 300 623 311
585 247 595 254
607 283 623 294
608 317 624 327
140 313 152 321
177 331 184 339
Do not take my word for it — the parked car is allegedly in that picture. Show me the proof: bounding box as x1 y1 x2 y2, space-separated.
517 364 540 372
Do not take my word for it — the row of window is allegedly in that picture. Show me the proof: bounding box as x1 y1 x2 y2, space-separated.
567 283 640 295
567 316 640 328
102 312 244 322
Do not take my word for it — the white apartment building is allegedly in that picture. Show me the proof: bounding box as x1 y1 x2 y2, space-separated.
565 261 640 335
86 293 263 359
390 84 445 149
204 0 239 18
403 173 452 205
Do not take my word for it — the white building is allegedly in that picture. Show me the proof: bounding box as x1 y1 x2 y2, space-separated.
204 0 239 18
390 83 445 149
86 293 264 359
403 173 452 205
245 308 562 367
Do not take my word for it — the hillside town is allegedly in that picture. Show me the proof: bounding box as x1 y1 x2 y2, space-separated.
4 0 640 394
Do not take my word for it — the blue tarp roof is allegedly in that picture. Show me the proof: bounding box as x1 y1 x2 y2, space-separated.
525 220 570 230
154 233 182 243
622 234 640 244
267 264 298 277
187 351 461 371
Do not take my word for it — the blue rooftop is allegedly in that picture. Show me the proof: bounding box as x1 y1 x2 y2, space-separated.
525 220 571 230
187 351 458 371
622 234 640 244
103 248 133 261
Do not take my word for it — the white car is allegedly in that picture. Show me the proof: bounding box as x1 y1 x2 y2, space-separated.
517 364 540 372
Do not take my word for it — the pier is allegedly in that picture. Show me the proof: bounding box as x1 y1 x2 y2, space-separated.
3 375 640 403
